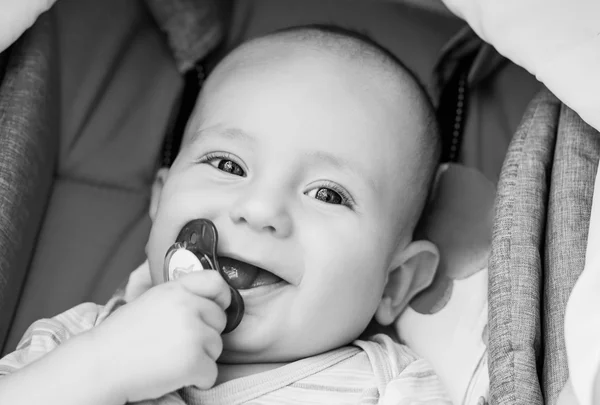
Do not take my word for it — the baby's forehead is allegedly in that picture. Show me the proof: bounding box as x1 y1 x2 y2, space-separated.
213 33 415 91
197 36 424 125
186 33 430 178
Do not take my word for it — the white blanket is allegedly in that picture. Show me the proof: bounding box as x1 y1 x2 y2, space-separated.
565 163 600 405
440 0 600 132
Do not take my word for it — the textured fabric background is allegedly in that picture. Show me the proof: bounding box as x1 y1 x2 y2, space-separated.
145 0 223 73
489 87 600 405
0 12 59 352
543 100 600 404
3 0 185 353
488 89 559 405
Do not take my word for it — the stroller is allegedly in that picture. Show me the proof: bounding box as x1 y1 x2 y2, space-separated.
0 1 598 404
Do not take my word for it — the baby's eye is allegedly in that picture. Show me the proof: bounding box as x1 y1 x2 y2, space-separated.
306 187 343 205
305 181 355 208
202 153 246 177
216 159 245 176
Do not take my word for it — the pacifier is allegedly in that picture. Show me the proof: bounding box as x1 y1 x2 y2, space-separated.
164 219 245 333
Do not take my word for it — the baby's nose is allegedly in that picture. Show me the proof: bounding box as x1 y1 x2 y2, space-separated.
229 190 292 238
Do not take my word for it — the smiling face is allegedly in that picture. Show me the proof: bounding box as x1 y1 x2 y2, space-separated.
146 34 438 363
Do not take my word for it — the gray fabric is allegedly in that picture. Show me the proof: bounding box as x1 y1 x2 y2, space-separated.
225 0 464 94
0 12 59 351
3 0 183 353
432 26 542 182
145 0 223 73
462 63 542 184
489 88 600 405
489 89 560 405
543 103 600 404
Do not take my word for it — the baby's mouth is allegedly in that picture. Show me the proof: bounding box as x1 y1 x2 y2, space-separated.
219 257 283 290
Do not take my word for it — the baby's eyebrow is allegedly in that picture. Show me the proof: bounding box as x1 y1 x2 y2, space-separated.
193 126 254 144
305 150 376 191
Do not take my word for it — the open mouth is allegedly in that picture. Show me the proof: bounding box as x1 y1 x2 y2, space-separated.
219 257 283 290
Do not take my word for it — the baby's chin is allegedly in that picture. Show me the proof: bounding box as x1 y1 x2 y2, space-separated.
218 344 316 365
219 332 295 364
219 327 353 365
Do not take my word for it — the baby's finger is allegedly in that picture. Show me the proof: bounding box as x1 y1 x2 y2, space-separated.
176 270 231 310
190 356 219 390
193 296 228 333
184 327 221 389
201 326 224 362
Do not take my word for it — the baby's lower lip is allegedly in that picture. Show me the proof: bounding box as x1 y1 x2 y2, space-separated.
237 280 287 299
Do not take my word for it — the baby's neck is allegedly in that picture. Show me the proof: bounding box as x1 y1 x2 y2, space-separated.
216 361 287 385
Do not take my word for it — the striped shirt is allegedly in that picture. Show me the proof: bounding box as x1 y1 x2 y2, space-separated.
0 298 451 404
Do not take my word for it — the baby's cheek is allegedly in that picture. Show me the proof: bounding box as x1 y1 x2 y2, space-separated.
147 247 167 285
300 217 385 292
147 226 174 285
327 254 384 309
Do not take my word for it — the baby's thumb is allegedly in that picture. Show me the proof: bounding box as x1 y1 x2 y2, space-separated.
177 270 232 311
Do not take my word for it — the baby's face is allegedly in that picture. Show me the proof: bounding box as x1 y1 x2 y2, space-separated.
147 42 424 363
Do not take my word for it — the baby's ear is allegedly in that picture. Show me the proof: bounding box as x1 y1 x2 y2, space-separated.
149 168 169 221
375 240 439 326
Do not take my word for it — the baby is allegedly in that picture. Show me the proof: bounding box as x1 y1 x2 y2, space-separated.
0 25 449 404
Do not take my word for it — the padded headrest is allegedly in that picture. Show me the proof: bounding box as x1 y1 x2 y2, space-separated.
398 163 495 405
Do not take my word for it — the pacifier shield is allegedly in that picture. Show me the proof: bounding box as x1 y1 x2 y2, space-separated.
163 219 245 334
165 245 204 281
174 219 219 267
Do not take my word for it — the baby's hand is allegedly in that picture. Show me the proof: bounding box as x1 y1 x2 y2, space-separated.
87 270 231 403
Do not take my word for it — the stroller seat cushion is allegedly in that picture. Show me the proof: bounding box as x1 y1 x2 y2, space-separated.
397 163 494 405
2 0 184 353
